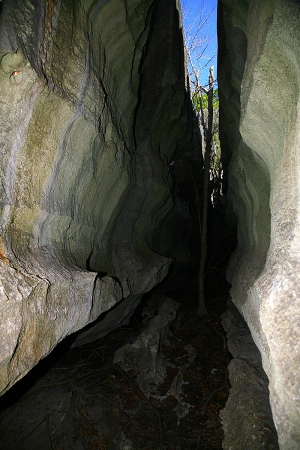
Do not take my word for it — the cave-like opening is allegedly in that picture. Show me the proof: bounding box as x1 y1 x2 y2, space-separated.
0 0 285 448
0 6 237 445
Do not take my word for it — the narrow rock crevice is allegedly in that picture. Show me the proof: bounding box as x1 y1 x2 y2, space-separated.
0 0 299 448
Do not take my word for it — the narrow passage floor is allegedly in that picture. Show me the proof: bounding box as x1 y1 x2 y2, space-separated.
0 275 231 450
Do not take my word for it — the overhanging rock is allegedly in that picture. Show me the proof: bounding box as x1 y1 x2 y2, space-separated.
0 0 196 395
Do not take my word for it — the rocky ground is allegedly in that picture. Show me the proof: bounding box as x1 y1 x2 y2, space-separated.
0 274 233 450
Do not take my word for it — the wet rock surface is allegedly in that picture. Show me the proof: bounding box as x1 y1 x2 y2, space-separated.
0 282 232 450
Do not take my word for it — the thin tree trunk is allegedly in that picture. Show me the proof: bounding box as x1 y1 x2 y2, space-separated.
198 67 214 316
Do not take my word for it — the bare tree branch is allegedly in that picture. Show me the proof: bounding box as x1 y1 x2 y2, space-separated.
182 4 218 316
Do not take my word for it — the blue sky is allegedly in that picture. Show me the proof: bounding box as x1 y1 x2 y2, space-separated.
181 0 218 85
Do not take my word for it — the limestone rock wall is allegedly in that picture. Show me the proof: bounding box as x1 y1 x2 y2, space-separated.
218 0 300 448
0 0 195 395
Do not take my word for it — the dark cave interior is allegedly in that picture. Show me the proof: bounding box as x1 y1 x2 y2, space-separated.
0 176 238 449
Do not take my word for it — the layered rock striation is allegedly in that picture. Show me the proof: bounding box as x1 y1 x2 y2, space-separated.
0 0 196 395
218 0 300 448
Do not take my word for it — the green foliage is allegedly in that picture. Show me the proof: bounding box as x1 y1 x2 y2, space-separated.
192 88 220 173
212 136 221 172
192 88 219 112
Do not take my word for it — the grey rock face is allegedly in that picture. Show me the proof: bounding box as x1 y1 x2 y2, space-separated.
221 302 278 450
219 0 300 448
114 294 180 396
0 0 195 395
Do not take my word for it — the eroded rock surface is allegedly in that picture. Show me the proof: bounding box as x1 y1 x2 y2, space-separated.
0 0 196 395
218 0 300 447
221 301 278 450
114 294 180 396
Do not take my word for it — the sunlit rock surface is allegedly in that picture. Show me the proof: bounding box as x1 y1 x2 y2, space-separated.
219 0 300 448
0 0 195 395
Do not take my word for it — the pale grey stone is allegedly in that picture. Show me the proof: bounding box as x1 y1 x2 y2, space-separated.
219 0 300 447
0 0 195 395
